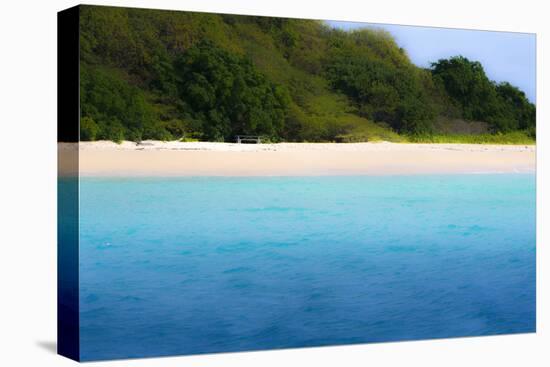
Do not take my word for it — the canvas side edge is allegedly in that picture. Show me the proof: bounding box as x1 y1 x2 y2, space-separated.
57 4 81 362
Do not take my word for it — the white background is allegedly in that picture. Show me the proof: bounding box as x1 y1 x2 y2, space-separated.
0 0 548 365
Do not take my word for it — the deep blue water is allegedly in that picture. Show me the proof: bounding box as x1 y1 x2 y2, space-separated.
77 174 536 360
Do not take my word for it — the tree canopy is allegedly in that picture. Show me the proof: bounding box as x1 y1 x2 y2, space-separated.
78 5 536 142
431 56 535 133
173 41 289 141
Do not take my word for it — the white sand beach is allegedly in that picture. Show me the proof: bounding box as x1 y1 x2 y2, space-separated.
59 141 536 176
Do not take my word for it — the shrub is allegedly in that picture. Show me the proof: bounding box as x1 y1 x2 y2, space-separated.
80 116 100 141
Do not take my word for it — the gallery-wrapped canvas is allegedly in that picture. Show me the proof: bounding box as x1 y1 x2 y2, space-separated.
58 4 536 362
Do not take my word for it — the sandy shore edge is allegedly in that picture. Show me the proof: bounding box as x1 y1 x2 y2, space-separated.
59 141 536 176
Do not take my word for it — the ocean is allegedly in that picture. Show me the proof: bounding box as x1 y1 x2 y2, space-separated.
75 174 535 360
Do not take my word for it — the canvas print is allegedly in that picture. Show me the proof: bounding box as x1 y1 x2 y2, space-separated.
58 5 536 362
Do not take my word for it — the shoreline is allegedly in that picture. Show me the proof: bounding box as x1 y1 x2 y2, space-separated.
59 141 536 177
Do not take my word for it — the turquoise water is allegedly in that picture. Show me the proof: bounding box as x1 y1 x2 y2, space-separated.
78 174 535 360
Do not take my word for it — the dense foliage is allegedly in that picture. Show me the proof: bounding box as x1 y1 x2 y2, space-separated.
78 6 535 142
431 56 535 134
173 41 289 141
80 66 157 142
324 29 438 134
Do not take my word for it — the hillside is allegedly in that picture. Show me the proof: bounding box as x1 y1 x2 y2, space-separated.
79 5 536 143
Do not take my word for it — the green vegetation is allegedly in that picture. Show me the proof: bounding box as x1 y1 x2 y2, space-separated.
431 56 535 134
173 40 289 141
408 131 534 145
324 29 438 135
79 5 535 143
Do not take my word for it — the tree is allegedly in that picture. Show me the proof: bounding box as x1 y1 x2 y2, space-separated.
324 32 436 134
495 82 535 130
174 41 289 141
431 56 536 132
80 66 158 141
80 117 100 141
